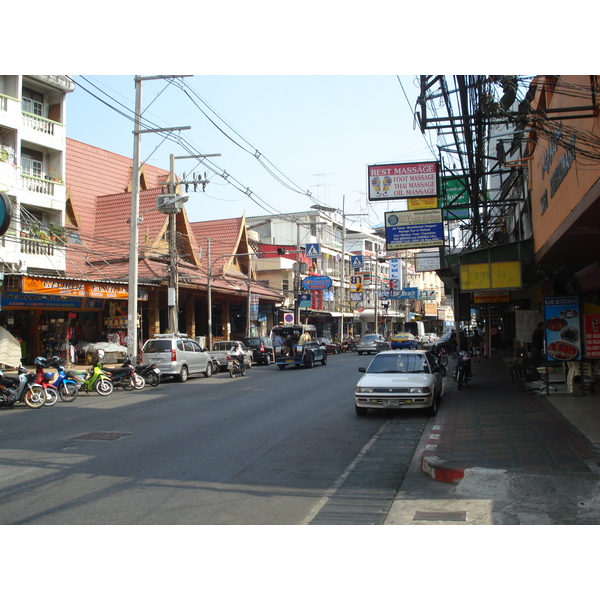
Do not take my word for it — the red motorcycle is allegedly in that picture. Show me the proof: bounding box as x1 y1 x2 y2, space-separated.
33 356 58 406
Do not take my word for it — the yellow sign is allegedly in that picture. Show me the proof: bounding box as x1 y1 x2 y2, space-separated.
408 197 438 210
459 261 521 291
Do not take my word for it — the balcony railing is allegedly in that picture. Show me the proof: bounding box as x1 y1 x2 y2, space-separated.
20 236 61 256
22 111 62 136
21 174 62 196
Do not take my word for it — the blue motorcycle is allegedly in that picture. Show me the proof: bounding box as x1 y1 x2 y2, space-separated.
50 356 80 402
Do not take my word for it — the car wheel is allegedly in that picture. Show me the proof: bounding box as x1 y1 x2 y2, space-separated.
177 365 189 382
307 354 315 368
427 393 439 416
278 364 286 370
204 362 212 378
321 352 327 366
265 354 271 366
355 405 368 416
358 351 363 355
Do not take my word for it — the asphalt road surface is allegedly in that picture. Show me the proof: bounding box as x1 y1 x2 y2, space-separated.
0 352 430 524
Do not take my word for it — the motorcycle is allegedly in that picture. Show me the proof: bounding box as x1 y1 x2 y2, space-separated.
228 354 246 378
79 351 114 396
103 361 144 391
341 338 357 352
429 346 448 377
123 357 159 387
49 356 80 402
33 357 58 406
208 356 221 377
453 350 473 389
0 364 47 409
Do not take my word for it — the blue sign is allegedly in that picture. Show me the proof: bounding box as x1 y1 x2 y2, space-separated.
302 275 332 290
298 293 312 307
378 287 418 300
385 209 444 250
305 243 321 258
351 255 363 269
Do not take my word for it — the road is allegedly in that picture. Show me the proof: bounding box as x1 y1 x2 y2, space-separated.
0 352 432 524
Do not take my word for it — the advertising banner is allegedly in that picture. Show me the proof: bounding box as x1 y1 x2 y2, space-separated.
584 314 600 358
384 209 444 250
460 261 521 291
440 177 470 220
368 161 439 201
543 296 581 362
301 275 332 290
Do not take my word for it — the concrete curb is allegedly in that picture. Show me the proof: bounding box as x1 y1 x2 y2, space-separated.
420 424 466 483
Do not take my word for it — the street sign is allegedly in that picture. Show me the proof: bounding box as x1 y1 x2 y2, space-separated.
301 275 332 290
305 243 321 258
351 255 363 269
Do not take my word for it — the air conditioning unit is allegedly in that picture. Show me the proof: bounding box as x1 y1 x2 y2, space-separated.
156 194 187 214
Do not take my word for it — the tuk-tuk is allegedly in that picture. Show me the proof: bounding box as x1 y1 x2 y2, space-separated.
271 324 328 369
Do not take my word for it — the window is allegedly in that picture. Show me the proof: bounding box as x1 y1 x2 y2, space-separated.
22 154 43 178
22 88 44 117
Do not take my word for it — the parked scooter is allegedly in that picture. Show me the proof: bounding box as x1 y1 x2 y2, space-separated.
122 357 158 387
79 350 114 396
0 363 47 409
103 360 143 391
33 356 58 406
453 350 473 389
49 356 80 402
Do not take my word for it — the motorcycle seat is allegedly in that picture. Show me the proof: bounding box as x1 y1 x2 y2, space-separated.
104 367 131 376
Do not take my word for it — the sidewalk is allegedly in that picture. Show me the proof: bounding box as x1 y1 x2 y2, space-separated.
423 349 600 479
385 349 600 525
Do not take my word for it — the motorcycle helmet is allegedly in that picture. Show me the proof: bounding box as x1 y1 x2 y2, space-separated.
122 356 132 366
51 356 62 368
96 349 105 361
34 356 48 368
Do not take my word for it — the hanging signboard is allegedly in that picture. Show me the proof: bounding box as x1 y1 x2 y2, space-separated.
416 252 441 272
584 314 600 358
440 177 470 220
384 209 444 250
459 262 521 291
368 161 439 201
543 296 581 362
301 275 332 290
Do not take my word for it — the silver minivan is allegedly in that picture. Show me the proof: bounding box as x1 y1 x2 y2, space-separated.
141 333 212 382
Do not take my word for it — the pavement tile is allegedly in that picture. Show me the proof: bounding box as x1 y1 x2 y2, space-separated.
426 349 600 477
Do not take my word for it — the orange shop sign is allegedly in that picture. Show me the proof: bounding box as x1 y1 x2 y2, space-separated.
24 277 129 299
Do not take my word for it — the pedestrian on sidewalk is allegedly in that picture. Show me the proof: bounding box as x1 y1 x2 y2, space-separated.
470 329 482 362
531 322 544 381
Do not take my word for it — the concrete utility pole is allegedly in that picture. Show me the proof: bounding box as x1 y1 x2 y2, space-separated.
161 154 218 335
127 75 191 360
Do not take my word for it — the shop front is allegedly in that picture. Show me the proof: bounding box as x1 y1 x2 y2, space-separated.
0 275 148 366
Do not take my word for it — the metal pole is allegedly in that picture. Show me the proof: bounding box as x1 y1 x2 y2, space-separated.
294 222 301 324
168 154 178 333
340 195 345 339
127 76 142 360
207 238 212 350
246 255 252 337
374 255 379 335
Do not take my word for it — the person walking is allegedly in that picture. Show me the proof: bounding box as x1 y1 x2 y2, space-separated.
531 322 544 381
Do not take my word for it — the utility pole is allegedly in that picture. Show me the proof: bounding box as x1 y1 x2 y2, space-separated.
159 154 218 335
127 75 191 360
206 238 212 350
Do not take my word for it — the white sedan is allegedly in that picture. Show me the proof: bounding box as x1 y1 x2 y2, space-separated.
354 350 443 416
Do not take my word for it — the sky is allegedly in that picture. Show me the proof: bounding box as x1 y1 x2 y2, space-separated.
66 75 435 228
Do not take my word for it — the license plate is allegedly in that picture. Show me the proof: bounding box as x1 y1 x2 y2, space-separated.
154 368 161 374
383 399 402 407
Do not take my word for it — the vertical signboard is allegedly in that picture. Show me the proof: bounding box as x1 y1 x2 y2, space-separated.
543 296 581 361
584 314 600 358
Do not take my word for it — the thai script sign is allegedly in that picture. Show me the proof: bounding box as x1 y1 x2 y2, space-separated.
301 275 332 290
543 296 581 362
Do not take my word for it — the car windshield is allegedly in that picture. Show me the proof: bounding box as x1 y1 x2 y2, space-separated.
143 340 171 353
367 353 429 374
361 335 378 341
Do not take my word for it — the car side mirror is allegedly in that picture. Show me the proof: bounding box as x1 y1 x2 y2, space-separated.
358 367 366 373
